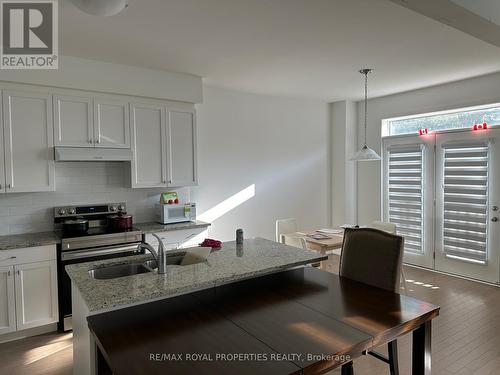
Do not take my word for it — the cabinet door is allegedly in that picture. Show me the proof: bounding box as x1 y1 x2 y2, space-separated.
166 108 197 187
94 98 130 148
14 261 58 331
0 266 16 335
130 103 167 188
53 94 94 147
0 90 5 194
2 90 55 193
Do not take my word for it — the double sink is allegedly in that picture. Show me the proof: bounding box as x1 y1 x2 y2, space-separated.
89 255 200 280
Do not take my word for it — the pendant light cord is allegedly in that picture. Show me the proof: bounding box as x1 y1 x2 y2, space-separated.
364 71 368 146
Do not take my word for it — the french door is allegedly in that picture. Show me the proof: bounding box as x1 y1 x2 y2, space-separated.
382 134 435 268
434 130 500 283
383 128 500 283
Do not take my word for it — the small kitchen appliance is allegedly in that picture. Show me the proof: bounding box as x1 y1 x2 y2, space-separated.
155 202 196 224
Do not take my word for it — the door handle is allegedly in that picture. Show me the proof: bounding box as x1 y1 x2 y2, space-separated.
492 217 498 222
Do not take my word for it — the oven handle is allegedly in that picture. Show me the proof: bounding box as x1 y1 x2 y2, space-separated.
61 244 141 261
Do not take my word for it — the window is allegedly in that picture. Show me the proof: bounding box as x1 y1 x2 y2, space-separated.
382 104 500 137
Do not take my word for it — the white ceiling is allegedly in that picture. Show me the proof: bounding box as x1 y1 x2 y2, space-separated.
60 0 500 101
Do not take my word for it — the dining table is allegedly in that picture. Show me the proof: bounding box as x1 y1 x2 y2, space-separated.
88 267 439 375
284 228 345 268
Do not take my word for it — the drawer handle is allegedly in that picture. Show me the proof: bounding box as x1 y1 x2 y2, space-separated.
1 256 16 262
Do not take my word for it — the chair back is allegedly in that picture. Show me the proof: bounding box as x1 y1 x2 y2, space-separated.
372 220 397 234
339 228 404 292
275 218 298 243
282 234 308 250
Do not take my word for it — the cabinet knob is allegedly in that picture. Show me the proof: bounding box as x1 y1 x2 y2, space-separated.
7 184 11 189
88 139 93 144
96 138 101 144
492 217 498 222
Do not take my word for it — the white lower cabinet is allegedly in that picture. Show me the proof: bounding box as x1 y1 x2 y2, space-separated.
14 261 58 330
0 245 58 336
0 266 16 335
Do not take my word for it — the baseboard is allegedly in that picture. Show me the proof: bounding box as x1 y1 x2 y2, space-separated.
0 323 58 344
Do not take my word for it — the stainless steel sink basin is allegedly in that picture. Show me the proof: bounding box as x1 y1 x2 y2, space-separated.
89 263 152 280
143 255 205 271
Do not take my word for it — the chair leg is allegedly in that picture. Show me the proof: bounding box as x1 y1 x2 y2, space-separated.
400 267 408 293
388 340 399 375
341 361 354 375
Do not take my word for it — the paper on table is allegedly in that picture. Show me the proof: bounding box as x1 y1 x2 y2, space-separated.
317 228 343 235
180 246 212 266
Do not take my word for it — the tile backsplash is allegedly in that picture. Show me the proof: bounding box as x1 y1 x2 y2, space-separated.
0 162 190 235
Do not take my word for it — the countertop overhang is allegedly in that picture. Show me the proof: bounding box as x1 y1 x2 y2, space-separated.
65 238 327 312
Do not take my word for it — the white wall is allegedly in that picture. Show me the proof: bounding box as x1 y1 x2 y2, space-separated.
191 86 330 242
0 56 202 103
331 101 358 226
356 71 500 224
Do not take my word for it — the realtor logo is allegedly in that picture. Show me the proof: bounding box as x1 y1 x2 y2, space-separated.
1 0 58 69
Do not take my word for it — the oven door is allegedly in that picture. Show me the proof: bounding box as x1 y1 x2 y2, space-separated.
58 243 141 331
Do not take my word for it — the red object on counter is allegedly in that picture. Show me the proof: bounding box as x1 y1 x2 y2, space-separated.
200 239 222 249
174 198 179 204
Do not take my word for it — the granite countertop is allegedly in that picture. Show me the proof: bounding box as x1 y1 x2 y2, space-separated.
0 221 210 251
66 237 327 312
0 231 62 251
135 220 211 233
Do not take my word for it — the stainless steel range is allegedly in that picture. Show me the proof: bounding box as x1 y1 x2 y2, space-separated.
55 203 143 331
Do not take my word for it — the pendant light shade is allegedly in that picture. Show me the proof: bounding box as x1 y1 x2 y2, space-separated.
351 68 381 161
351 144 381 161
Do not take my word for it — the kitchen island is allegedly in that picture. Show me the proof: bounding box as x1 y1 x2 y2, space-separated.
67 237 327 375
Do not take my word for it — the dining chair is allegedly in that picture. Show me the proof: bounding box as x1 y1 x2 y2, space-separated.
275 218 298 243
339 228 404 375
371 221 408 293
281 234 308 250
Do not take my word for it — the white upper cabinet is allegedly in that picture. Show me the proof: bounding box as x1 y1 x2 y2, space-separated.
166 108 198 187
2 90 55 193
53 94 94 147
94 98 130 148
14 260 58 331
130 103 166 188
0 266 16 335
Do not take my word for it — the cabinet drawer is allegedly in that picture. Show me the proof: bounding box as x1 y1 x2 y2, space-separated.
0 245 57 266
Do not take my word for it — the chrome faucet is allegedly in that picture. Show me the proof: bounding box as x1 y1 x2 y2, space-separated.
137 233 167 274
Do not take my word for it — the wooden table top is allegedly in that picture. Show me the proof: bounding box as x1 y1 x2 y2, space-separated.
285 229 344 252
88 268 439 375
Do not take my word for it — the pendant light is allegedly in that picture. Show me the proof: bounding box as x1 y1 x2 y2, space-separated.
351 68 381 161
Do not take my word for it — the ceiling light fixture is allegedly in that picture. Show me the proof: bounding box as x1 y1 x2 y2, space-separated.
351 68 381 161
69 0 129 16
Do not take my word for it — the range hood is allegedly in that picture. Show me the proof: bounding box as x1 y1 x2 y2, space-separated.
54 147 133 162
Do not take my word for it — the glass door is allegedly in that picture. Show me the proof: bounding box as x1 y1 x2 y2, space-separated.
382 134 435 268
434 129 500 283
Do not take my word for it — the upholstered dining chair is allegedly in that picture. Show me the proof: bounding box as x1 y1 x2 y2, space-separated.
339 228 404 375
371 221 408 293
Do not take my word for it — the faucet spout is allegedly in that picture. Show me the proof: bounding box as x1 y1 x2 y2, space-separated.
138 234 168 274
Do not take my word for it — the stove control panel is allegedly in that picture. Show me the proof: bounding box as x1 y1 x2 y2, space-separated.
54 202 127 219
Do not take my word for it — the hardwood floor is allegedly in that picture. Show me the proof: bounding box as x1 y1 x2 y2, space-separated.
1 254 499 375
